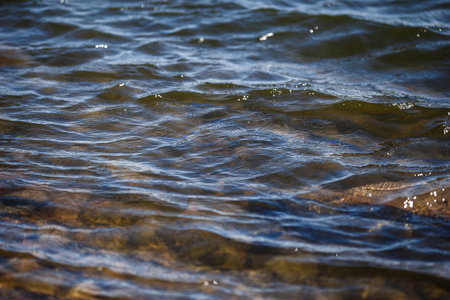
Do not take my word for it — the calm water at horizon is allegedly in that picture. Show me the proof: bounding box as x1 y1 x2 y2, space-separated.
1 0 449 299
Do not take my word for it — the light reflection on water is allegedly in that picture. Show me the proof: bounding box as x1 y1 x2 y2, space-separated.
1 0 450 299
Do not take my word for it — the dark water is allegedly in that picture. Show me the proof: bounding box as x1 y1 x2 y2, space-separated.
1 0 450 298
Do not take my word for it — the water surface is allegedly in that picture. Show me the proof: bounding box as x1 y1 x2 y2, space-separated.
1 0 450 299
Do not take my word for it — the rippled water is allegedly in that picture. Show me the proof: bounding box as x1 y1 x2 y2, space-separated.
1 0 450 299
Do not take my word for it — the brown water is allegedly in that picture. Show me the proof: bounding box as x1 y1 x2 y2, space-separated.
1 0 450 299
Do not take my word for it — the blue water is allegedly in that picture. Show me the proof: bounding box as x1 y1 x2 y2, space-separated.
1 0 449 298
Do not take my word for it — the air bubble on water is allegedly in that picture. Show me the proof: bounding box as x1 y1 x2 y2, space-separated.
259 32 274 41
310 29 314 33
315 26 319 30
403 199 413 208
203 281 209 286
198 38 205 44
393 103 414 110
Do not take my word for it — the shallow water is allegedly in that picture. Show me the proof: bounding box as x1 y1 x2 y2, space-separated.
1 0 449 299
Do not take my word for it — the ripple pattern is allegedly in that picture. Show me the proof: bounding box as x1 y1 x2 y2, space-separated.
1 0 449 299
